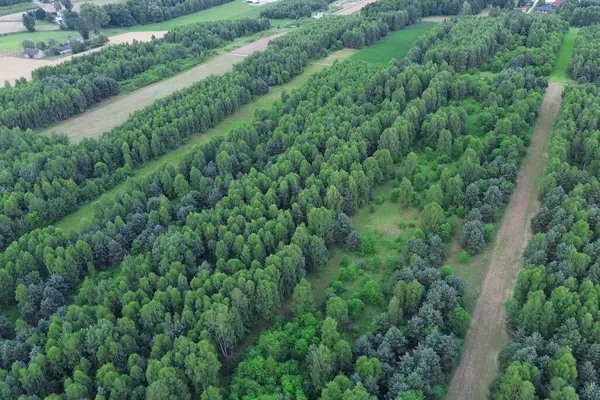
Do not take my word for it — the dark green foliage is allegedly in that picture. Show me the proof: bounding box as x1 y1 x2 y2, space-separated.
567 25 600 83
569 5 600 26
103 0 232 28
22 12 35 32
494 84 600 398
260 0 332 19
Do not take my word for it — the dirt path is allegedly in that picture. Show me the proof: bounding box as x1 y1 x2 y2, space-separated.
446 82 565 400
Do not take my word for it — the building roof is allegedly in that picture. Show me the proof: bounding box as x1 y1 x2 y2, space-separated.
552 0 563 6
24 48 40 56
537 5 553 11
57 43 72 52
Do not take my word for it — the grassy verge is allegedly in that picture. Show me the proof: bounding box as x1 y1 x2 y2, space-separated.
53 49 356 234
0 2 37 16
550 27 579 83
350 21 438 65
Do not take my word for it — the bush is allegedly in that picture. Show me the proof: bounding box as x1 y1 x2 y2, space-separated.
375 194 384 205
360 228 377 255
347 298 365 319
397 221 406 229
339 265 358 281
369 203 376 213
390 188 401 202
359 279 384 306
459 251 470 264
440 222 452 242
440 265 454 277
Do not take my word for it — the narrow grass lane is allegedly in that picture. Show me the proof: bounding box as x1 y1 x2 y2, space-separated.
550 27 580 83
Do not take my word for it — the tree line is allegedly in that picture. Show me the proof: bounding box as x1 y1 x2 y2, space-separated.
567 25 600 83
259 0 333 19
102 0 231 28
0 10 556 397
492 84 600 399
361 0 486 18
407 12 568 75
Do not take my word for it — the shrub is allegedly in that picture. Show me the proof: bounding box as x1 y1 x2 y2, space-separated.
369 203 376 213
440 265 455 277
459 251 470 264
375 195 384 205
397 221 406 229
360 228 377 256
347 298 365 319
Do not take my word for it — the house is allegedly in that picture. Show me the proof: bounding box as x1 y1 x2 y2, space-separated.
57 43 72 54
536 5 553 12
552 0 563 7
24 48 45 59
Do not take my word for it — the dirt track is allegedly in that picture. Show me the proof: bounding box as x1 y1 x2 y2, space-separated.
446 82 564 400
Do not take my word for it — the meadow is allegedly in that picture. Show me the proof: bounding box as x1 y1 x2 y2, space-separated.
350 21 438 65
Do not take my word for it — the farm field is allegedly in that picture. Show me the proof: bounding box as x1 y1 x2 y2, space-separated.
350 21 438 65
53 48 356 234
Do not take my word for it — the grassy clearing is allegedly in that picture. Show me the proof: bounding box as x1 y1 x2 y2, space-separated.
53 49 356 234
350 21 438 65
0 2 38 17
550 27 579 83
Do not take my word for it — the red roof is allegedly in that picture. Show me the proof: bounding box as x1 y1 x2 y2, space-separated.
552 0 562 6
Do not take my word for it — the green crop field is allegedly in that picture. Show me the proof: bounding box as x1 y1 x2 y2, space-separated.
350 21 438 65
0 2 37 16
550 27 579 82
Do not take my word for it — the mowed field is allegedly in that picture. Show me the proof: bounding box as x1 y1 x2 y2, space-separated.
350 21 438 65
53 48 357 234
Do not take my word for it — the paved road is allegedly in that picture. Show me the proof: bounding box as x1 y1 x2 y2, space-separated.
446 83 565 400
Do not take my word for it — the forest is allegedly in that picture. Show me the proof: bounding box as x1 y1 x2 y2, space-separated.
0 8 569 399
0 11 415 254
259 0 332 19
491 84 600 399
567 25 600 84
